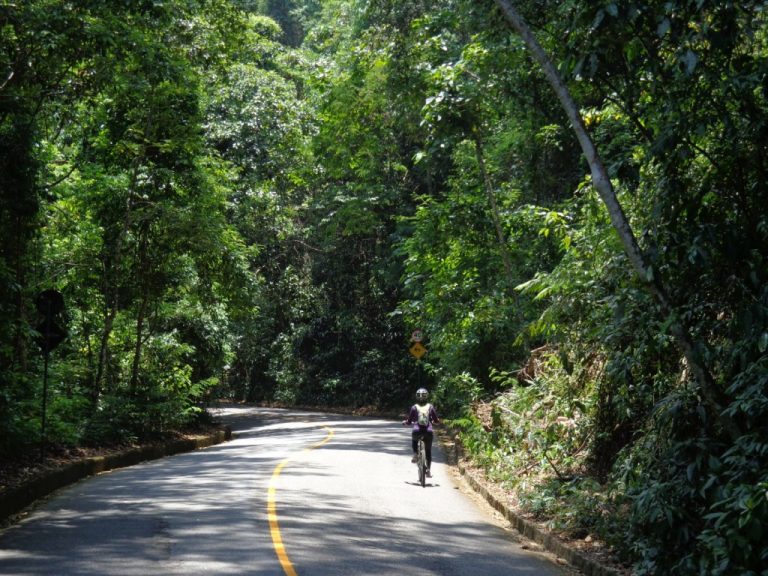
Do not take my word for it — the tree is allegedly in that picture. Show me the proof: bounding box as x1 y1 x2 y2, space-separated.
491 0 739 439
0 0 131 451
486 1 768 571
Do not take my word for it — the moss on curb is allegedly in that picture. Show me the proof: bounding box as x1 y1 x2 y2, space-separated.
0 426 231 525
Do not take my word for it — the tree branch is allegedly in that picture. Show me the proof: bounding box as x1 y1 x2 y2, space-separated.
492 0 740 440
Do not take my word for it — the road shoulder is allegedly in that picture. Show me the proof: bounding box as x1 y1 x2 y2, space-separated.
0 426 231 527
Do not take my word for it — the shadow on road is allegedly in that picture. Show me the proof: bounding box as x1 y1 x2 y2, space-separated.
0 405 564 576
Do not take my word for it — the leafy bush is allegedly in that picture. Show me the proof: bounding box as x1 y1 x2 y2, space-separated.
615 385 768 575
433 371 483 419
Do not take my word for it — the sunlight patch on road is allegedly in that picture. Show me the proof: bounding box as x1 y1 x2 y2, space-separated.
267 426 335 576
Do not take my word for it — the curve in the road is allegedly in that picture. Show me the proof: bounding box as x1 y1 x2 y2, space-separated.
268 426 336 576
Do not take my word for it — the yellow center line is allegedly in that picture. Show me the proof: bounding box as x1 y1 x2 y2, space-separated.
268 426 335 576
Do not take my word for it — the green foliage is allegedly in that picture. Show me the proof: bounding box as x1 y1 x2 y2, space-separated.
0 0 266 453
433 371 483 419
47 394 92 447
0 377 40 457
518 475 625 544
2 2 768 572
612 386 768 574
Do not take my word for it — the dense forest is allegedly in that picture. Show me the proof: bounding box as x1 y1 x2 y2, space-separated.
2 1 767 573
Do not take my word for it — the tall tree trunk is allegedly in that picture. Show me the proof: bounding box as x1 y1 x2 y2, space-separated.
129 290 149 395
130 230 150 394
4 116 39 377
80 308 95 398
12 232 29 375
93 105 154 407
93 161 140 407
492 0 740 440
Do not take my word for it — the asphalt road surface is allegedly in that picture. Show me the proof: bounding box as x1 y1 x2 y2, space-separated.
0 405 570 575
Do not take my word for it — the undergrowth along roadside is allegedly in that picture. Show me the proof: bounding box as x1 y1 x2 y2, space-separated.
439 350 631 566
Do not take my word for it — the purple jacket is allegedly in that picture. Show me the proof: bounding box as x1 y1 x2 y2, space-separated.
406 403 439 432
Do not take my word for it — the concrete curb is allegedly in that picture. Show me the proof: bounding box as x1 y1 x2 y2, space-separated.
0 426 232 525
439 428 622 576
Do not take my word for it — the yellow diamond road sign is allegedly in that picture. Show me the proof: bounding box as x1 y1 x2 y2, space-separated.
409 342 427 359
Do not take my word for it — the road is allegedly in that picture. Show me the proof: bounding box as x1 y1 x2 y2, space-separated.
0 405 570 575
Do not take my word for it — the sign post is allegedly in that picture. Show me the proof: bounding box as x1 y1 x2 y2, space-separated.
409 329 427 389
409 341 427 359
36 290 67 462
